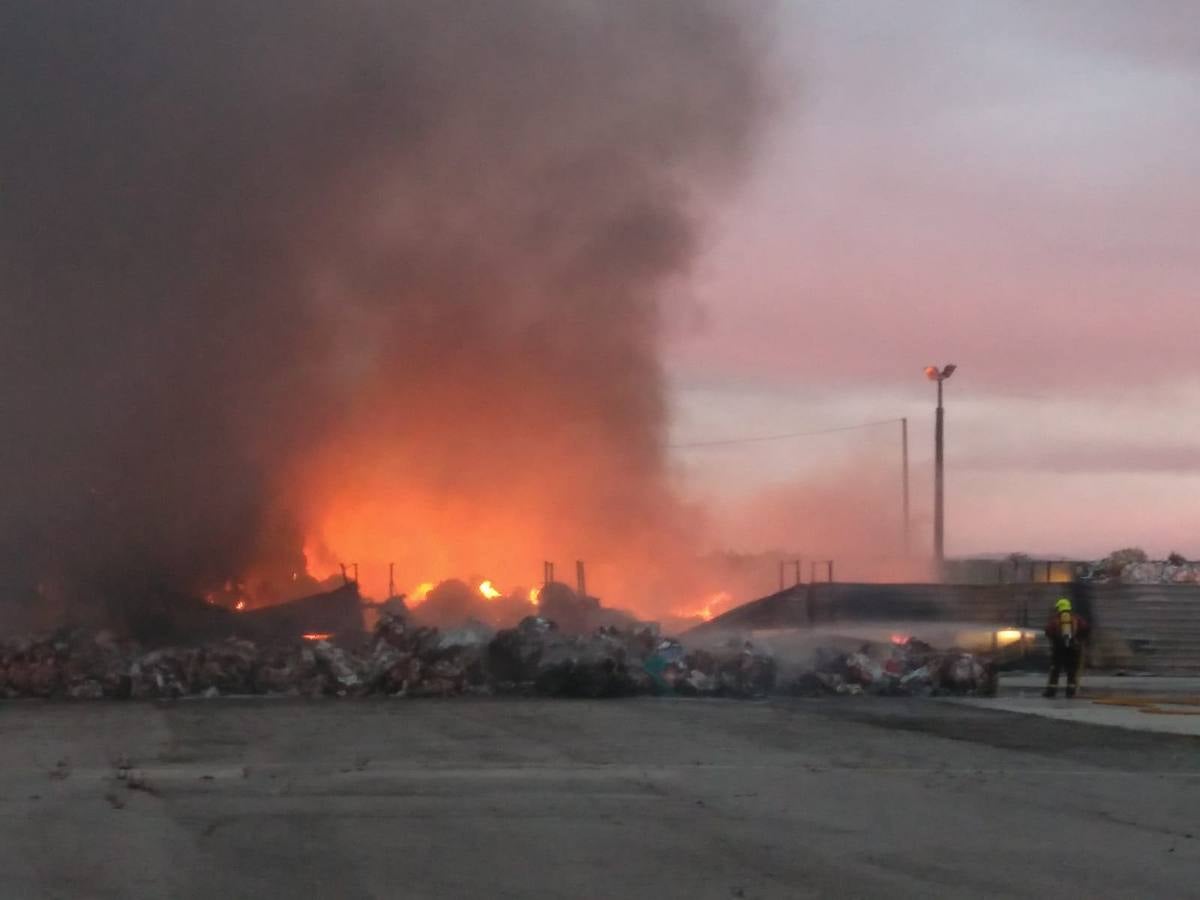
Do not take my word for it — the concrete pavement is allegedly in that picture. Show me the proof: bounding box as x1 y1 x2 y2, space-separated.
1 697 1198 898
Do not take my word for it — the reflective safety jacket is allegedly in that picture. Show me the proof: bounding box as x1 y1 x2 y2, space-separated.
1045 611 1089 645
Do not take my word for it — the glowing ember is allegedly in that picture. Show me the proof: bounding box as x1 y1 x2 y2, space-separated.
479 580 501 600
890 634 910 646
302 632 333 642
235 600 246 611
529 586 541 607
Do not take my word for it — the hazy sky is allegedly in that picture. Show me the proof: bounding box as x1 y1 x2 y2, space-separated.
666 1 1200 559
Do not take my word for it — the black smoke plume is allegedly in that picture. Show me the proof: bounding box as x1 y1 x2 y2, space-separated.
0 2 768 625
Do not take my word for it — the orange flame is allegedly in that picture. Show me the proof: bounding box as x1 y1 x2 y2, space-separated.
235 600 246 611
302 632 333 642
529 586 541 607
479 580 501 600
676 590 731 622
410 582 435 607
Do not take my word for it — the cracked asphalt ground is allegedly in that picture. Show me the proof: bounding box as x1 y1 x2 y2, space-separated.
2 697 1197 899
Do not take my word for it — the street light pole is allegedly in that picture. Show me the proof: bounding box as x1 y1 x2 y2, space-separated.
901 417 910 555
924 364 957 575
934 378 944 566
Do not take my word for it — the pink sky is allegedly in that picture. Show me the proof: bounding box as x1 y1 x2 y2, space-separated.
666 1 1200 560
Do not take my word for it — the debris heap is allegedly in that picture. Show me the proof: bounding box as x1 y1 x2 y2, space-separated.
0 613 994 700
783 637 997 697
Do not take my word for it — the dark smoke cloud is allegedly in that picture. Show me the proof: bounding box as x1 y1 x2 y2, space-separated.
0 2 768 617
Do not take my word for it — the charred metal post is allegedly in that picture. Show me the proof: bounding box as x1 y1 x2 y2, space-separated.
576 560 587 597
388 563 395 599
793 559 801 586
811 560 834 583
543 561 554 586
352 563 359 585
339 563 348 586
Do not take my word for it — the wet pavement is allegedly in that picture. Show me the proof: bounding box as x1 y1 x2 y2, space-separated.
954 671 1200 737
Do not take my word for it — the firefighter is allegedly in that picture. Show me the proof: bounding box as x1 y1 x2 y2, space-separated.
1043 597 1089 698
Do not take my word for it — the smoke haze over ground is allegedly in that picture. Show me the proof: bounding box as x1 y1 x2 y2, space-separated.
0 2 769 621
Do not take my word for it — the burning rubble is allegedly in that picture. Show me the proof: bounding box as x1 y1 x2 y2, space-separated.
0 584 996 701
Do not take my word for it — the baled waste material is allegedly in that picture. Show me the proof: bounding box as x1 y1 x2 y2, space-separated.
0 613 995 700
1091 560 1200 584
1077 550 1200 584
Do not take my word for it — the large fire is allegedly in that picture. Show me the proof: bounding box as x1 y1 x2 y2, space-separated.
292 458 749 624
291 432 699 621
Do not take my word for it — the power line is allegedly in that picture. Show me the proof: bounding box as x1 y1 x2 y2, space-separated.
668 417 904 450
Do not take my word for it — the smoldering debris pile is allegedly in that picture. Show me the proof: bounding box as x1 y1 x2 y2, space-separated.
0 614 995 701
408 580 637 634
783 638 997 698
